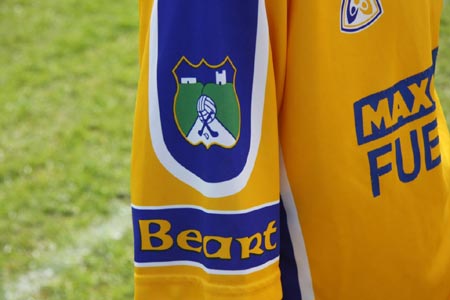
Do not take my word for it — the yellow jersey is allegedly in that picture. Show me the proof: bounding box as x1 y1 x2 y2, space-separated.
131 0 450 299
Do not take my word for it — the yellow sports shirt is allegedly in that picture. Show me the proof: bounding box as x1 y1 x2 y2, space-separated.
131 1 450 299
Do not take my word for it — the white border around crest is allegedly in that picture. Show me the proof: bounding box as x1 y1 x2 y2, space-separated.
148 0 269 198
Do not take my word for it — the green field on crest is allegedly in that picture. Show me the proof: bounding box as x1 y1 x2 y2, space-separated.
176 83 240 138
175 83 203 135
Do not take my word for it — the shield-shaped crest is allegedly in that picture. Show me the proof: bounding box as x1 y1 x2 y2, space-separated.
341 0 383 33
173 57 241 149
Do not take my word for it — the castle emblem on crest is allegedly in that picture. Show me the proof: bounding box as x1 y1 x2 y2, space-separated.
173 57 241 149
341 0 383 33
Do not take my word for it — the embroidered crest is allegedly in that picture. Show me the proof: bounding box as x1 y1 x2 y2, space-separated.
341 0 383 33
173 57 241 149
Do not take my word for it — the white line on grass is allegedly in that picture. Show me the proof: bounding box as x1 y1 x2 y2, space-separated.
3 203 132 300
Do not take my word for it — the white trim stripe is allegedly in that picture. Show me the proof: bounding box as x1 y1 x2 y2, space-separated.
131 200 279 215
280 152 315 300
134 257 279 275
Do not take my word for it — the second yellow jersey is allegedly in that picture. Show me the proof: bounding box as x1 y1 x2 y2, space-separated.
131 1 450 299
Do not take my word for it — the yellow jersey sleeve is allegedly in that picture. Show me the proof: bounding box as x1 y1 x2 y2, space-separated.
132 1 450 299
131 1 285 299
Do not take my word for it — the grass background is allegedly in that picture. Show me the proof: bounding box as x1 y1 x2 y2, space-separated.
0 0 137 299
0 1 449 300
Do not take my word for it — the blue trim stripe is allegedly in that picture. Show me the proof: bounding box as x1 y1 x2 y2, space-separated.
280 199 302 300
132 202 280 273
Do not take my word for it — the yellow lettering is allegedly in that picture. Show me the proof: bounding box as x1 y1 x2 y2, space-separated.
237 233 264 259
203 236 232 259
139 219 280 260
362 98 392 137
391 90 410 123
263 221 277 251
177 230 202 253
409 80 433 114
139 220 174 251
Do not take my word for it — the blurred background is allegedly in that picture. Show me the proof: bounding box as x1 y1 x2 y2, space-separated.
0 1 449 300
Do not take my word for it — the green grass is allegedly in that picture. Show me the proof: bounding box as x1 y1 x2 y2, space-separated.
0 2 449 300
0 0 137 299
437 4 450 124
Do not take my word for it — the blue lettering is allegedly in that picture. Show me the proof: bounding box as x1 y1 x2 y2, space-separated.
422 119 441 171
395 130 421 183
368 144 393 197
